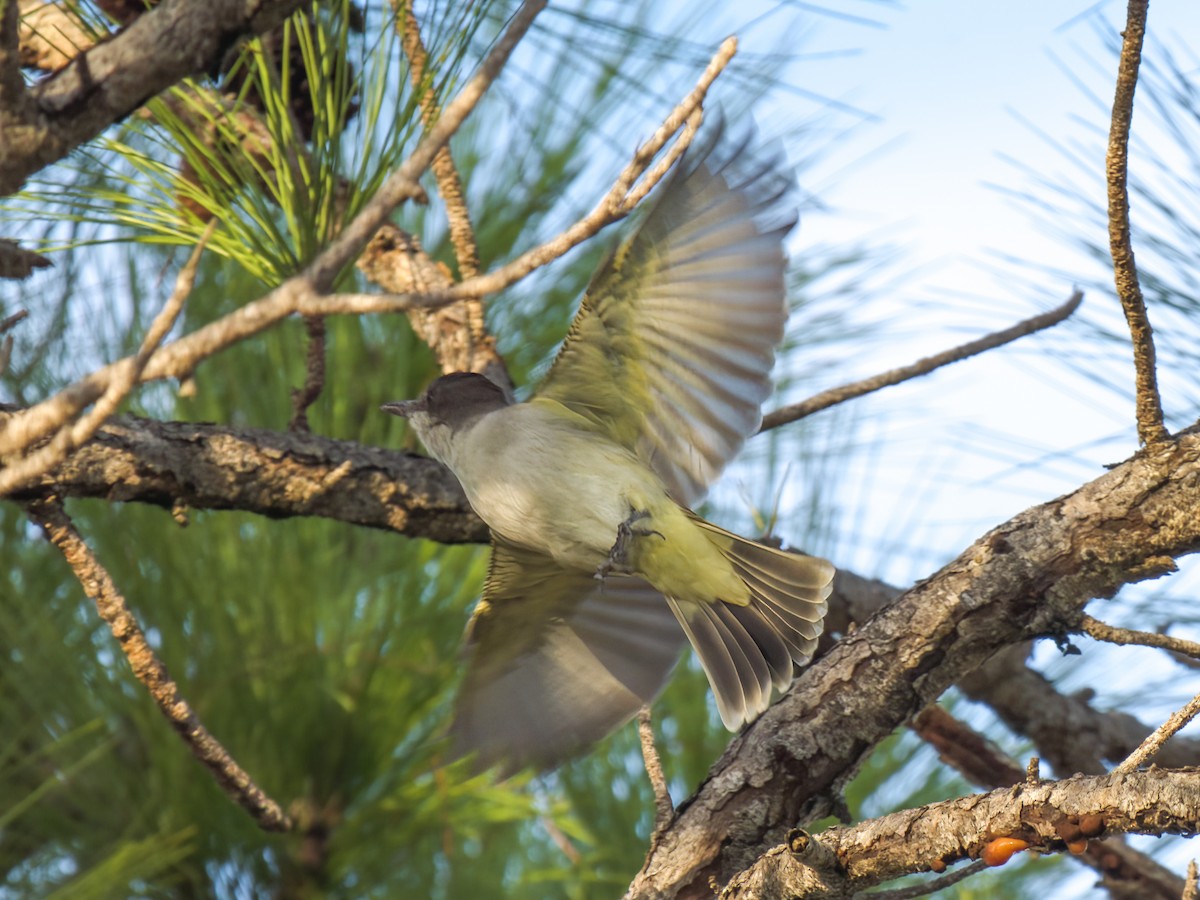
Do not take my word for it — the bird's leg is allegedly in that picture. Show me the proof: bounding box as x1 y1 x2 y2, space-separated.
595 509 664 581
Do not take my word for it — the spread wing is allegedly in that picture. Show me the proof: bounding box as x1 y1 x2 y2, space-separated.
450 538 685 775
535 124 797 507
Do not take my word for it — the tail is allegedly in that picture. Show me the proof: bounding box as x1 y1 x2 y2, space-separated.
665 517 833 730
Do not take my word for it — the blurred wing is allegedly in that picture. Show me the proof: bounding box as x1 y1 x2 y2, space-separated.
450 538 685 775
535 124 796 506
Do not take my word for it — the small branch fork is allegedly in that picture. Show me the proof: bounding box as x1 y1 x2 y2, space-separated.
0 224 212 495
22 496 291 832
1107 0 1168 446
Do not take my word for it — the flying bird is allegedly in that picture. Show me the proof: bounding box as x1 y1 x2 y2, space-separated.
383 124 834 773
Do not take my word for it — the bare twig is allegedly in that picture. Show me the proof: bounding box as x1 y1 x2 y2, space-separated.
289 316 326 433
638 706 673 836
0 0 547 458
1114 688 1200 774
1106 0 1168 446
450 36 734 302
1184 860 1198 900
760 290 1083 431
0 228 210 495
23 496 292 831
854 861 989 900
622 107 703 210
1080 614 1200 662
540 815 582 865
0 308 28 333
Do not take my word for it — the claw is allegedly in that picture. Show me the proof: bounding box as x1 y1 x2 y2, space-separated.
594 508 664 582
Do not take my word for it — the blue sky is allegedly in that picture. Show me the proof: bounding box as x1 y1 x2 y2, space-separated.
770 1 1200 300
702 1 1200 575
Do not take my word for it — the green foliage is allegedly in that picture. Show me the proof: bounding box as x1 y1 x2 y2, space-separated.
0 1 1007 898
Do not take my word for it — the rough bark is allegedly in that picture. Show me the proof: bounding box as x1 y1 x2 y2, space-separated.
0 0 305 196
626 435 1200 897
13 417 1200 896
11 414 486 544
721 768 1200 898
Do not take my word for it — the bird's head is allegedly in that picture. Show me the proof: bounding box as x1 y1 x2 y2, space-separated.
381 372 509 464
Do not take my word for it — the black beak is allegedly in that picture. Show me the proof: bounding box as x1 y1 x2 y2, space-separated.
380 400 421 418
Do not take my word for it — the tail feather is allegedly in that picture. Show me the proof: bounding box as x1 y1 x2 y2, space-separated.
669 517 834 730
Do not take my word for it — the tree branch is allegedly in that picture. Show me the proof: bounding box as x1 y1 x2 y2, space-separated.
23 495 292 831
1080 614 1200 661
720 768 1200 899
958 643 1200 777
16 415 1200 783
1115 689 1200 775
389 0 500 380
0 0 306 196
0 0 26 108
288 315 326 433
1106 0 1168 446
397 0 479 280
0 224 209 495
638 707 674 838
760 289 1082 432
5 414 486 543
0 0 546 459
911 705 1186 899
627 434 1200 897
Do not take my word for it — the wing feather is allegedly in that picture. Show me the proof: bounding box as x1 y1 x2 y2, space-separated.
451 538 684 774
536 123 797 506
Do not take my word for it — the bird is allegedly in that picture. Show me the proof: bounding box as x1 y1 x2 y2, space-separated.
382 122 834 774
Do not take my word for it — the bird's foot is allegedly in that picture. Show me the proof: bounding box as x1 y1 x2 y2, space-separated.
595 509 664 582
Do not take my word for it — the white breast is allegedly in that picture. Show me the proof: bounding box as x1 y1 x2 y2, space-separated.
446 404 661 570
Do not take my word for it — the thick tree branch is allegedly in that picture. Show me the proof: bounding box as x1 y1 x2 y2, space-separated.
627 434 1200 897
0 0 306 196
6 414 486 543
1106 0 1168 446
721 768 1200 899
